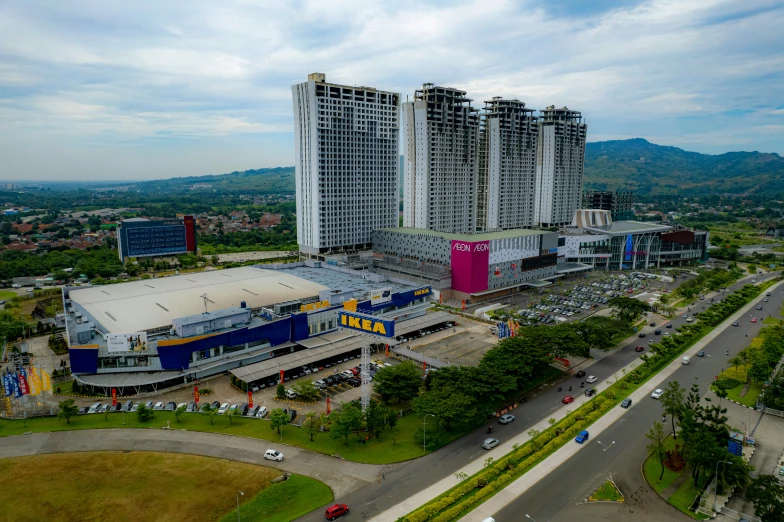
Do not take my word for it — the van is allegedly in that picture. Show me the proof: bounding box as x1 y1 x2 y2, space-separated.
681 356 690 365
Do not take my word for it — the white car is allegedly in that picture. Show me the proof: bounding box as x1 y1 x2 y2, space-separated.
499 414 515 424
482 438 500 450
153 401 164 410
314 380 326 389
255 406 268 418
285 389 298 399
585 375 598 384
651 389 664 399
264 449 284 462
218 403 229 414
177 403 187 410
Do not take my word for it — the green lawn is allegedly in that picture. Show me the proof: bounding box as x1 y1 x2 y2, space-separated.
763 317 780 325
667 476 711 520
726 381 763 408
642 436 682 494
590 480 624 502
0 452 324 522
0 409 461 465
0 290 16 301
219 474 333 522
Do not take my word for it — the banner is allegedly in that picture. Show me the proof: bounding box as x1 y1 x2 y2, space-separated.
112 388 117 406
326 396 331 415
11 372 21 398
18 369 29 395
193 386 200 403
248 391 253 409
27 367 42 396
41 369 52 392
279 369 284 385
2 373 12 397
385 344 389 357
370 287 392 306
106 332 148 353
337 311 395 338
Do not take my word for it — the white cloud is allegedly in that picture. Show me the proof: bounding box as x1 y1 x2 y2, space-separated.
0 0 782 179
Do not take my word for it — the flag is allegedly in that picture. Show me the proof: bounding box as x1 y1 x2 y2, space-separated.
248 390 253 409
193 386 200 403
385 344 389 357
27 367 42 396
326 396 331 415
2 373 12 397
41 369 52 392
111 388 117 406
11 372 22 398
279 369 284 384
18 370 29 395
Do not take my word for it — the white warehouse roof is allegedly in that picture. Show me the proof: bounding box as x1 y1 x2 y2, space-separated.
68 266 328 334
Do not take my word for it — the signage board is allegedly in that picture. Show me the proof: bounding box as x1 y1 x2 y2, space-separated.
370 287 392 306
106 332 148 353
451 240 490 294
338 311 395 338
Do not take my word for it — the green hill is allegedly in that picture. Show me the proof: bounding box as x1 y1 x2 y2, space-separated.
584 138 784 196
133 167 295 194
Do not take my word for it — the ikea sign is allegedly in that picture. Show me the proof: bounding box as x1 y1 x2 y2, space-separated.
338 312 395 338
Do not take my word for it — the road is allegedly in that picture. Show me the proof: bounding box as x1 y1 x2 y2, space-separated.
492 275 781 522
298 272 778 521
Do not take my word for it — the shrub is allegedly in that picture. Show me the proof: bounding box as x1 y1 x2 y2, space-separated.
715 378 742 390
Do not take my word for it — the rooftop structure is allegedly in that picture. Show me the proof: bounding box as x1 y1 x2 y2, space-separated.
583 190 634 221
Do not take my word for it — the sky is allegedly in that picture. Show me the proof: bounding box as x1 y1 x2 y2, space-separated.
0 0 782 181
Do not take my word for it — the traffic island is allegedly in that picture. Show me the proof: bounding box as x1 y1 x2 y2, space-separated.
588 478 624 502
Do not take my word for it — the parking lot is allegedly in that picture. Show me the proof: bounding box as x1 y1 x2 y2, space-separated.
412 320 498 367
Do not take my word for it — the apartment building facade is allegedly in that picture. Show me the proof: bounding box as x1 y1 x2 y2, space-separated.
534 106 588 227
403 84 480 234
477 98 538 232
292 73 400 257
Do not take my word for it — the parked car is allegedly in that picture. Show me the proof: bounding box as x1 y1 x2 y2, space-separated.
651 389 664 399
164 402 177 411
620 398 632 408
186 402 198 412
325 504 349 520
122 400 134 412
562 396 575 404
264 449 284 462
153 402 165 411
482 438 499 450
87 402 104 414
210 401 221 410
575 430 590 444
218 403 230 414
247 405 260 417
314 380 327 389
347 378 361 387
585 375 598 384
285 389 298 400
499 414 515 424
256 406 268 418
237 403 249 416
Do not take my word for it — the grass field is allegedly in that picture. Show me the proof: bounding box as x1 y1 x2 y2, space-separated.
0 452 329 522
0 409 461 464
590 480 624 502
219 474 332 522
642 436 682 494
0 290 16 301
725 381 763 407
667 476 711 520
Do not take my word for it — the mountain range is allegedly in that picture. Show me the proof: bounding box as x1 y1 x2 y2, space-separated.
102 139 784 198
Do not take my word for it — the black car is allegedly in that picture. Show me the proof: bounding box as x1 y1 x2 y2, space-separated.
210 401 221 410
654 329 661 335
575 370 586 378
666 324 673 328
237 403 249 416
347 378 361 387
697 351 705 357
585 388 597 397
287 409 297 422
324 377 335 386
638 333 646 338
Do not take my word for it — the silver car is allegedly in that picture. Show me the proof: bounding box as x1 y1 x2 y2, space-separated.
482 438 499 450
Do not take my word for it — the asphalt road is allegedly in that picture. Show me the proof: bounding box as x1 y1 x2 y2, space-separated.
298 272 778 522
493 274 781 522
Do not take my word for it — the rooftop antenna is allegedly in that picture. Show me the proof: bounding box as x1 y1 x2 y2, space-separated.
200 293 209 315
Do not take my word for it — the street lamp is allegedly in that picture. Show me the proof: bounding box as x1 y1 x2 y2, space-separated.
236 491 244 522
713 460 733 511
423 414 436 453
597 440 616 475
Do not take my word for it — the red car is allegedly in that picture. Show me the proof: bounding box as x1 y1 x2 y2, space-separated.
635 346 645 352
751 318 758 323
325 504 349 520
562 396 575 404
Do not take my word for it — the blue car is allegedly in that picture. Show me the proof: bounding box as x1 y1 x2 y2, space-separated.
575 430 589 444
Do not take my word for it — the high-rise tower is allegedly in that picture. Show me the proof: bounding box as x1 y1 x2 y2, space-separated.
403 84 479 234
477 98 538 231
533 106 587 227
292 73 400 257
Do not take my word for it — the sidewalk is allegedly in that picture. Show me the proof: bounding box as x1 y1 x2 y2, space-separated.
368 279 780 522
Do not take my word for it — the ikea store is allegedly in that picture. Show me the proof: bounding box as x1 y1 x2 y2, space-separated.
64 263 446 395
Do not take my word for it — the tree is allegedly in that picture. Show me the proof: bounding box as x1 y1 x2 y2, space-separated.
365 400 389 439
276 383 285 399
748 349 771 384
386 407 398 432
570 316 624 353
57 399 78 424
719 453 754 493
329 411 352 445
174 404 186 423
269 408 289 435
228 406 242 425
292 380 320 402
372 361 422 404
608 296 651 325
136 404 154 423
645 421 668 481
660 381 686 439
202 404 218 425
412 389 476 430
745 475 784 522
302 412 321 442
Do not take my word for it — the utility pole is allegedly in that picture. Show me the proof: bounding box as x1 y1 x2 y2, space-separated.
423 413 436 453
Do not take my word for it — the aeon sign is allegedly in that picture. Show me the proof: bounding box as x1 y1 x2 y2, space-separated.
451 240 490 294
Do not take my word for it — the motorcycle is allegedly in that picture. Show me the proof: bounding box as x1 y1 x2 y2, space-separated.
487 426 494 434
